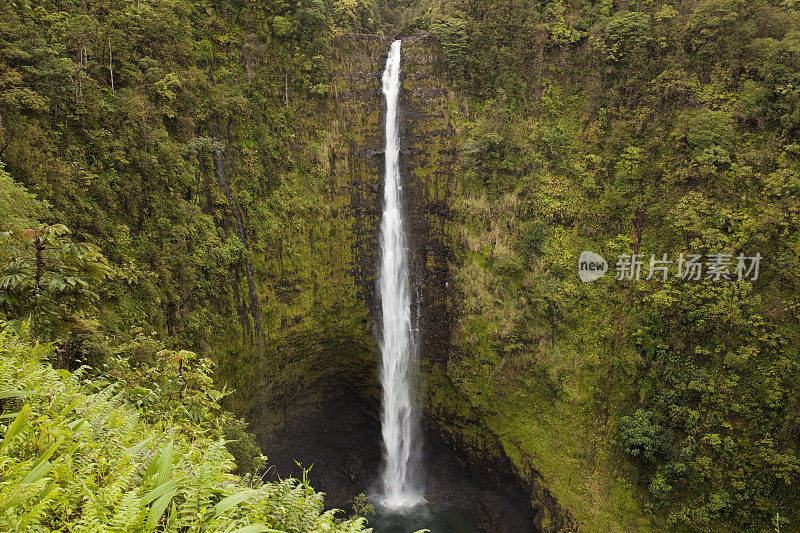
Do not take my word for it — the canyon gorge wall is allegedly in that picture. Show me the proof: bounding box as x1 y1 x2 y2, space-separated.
236 33 574 532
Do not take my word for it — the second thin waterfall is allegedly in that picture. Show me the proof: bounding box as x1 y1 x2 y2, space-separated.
378 39 423 509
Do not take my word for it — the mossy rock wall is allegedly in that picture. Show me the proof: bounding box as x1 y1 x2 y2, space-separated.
223 31 574 528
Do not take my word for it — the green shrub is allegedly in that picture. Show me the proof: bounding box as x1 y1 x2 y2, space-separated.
0 328 369 532
618 409 673 464
223 417 266 476
683 109 735 167
516 220 549 260
431 18 468 81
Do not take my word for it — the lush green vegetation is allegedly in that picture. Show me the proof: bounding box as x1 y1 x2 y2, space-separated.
412 0 800 530
1 0 799 531
0 224 111 339
0 325 369 531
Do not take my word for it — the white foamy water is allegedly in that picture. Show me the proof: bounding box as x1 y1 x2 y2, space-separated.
378 39 423 509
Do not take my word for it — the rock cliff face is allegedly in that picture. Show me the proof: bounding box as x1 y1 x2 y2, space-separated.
240 33 389 510
398 34 456 366
326 32 455 362
391 34 576 532
245 32 574 532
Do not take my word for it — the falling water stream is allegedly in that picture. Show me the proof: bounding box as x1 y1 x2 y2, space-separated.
372 40 511 533
378 39 423 510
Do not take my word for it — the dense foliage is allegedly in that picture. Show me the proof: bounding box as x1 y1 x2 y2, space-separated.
1 0 798 530
414 0 800 530
0 326 369 531
0 224 111 339
0 0 352 354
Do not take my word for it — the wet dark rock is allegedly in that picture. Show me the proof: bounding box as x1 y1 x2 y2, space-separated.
250 32 574 533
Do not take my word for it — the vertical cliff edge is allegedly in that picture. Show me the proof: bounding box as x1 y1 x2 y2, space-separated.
242 32 575 532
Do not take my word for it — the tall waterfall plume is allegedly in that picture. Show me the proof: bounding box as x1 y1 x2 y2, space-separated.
378 39 423 509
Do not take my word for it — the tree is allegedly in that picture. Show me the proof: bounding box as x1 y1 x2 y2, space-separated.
0 223 111 338
618 409 673 464
431 18 468 81
680 109 736 168
0 161 45 229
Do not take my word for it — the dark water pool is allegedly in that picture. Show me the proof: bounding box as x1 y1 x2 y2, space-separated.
369 504 479 533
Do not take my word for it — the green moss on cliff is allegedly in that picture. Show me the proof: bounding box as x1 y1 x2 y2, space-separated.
428 3 800 527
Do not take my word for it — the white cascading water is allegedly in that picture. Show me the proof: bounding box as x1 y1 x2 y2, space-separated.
378 39 423 509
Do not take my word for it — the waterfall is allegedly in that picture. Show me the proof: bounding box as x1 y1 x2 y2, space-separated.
378 39 423 509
